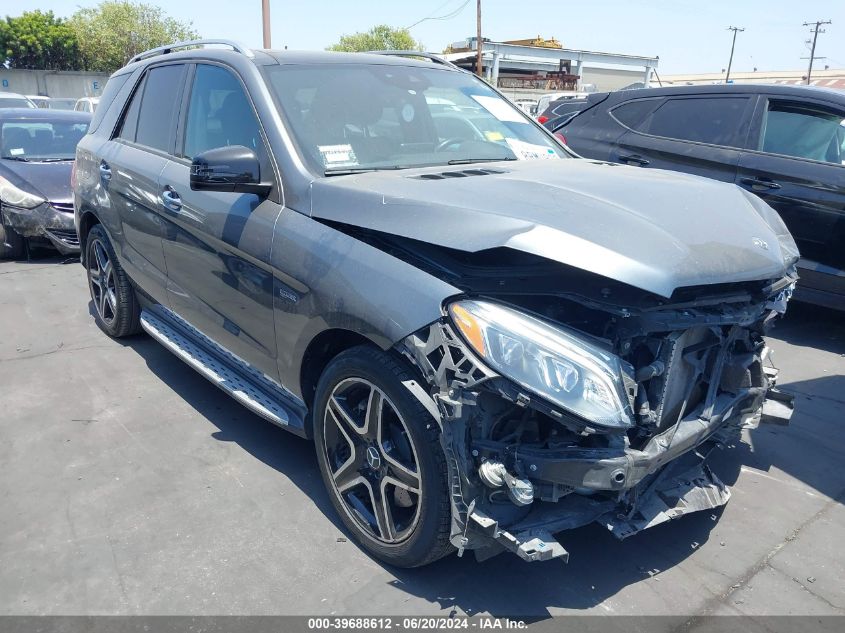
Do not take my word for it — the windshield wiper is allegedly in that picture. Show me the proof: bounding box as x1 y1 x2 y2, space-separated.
1 156 30 162
446 157 517 165
324 166 408 176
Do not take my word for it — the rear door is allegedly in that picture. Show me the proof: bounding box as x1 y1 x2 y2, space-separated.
610 94 755 182
158 62 283 380
98 62 187 303
736 96 845 301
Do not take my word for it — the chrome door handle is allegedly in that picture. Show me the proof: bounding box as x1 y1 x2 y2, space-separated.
618 154 650 166
741 177 781 191
99 161 112 181
160 187 182 212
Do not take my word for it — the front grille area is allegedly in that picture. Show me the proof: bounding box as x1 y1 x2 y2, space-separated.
45 228 80 247
633 324 766 435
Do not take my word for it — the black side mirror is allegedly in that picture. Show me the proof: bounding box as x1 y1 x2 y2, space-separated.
190 145 271 196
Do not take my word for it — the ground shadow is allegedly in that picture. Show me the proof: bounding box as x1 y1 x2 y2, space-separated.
119 332 341 526
772 301 845 355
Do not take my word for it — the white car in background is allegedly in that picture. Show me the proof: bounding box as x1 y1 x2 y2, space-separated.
74 97 100 113
513 99 538 115
0 93 36 109
48 98 78 111
26 96 51 108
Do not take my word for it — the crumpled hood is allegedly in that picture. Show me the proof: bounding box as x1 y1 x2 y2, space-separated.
0 160 73 205
309 159 799 298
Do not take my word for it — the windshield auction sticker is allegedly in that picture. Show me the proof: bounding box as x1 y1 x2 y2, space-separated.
505 138 560 160
318 144 358 167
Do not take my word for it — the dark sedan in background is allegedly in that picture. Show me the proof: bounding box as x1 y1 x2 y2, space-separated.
0 108 90 258
550 84 845 310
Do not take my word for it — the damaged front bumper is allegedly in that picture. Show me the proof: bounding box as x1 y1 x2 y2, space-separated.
400 316 794 564
1 202 80 254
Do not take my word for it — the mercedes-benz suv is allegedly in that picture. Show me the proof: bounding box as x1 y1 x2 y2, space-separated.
74 40 797 567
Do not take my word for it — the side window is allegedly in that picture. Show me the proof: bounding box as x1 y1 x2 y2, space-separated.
610 98 661 129
761 100 845 165
117 75 145 142
641 97 749 147
183 64 263 159
135 64 186 153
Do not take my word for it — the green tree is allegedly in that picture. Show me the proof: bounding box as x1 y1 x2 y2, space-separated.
327 24 423 53
0 11 81 70
69 1 199 72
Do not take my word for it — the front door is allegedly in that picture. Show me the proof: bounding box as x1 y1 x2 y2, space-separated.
159 63 282 380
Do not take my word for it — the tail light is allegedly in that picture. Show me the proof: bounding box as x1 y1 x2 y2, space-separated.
537 115 549 124
554 132 568 145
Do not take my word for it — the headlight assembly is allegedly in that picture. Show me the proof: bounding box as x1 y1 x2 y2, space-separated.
448 300 634 429
0 175 45 209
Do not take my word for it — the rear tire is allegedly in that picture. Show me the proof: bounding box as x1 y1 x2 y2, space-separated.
0 225 25 260
85 224 141 337
313 345 453 567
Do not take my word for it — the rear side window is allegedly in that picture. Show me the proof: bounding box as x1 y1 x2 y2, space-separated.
134 64 186 153
610 98 660 129
641 97 749 147
88 73 130 134
761 101 845 165
117 75 145 142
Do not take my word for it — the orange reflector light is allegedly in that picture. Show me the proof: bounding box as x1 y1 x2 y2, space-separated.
450 304 485 356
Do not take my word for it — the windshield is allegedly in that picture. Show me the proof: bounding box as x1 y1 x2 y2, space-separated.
1 120 89 161
266 63 567 173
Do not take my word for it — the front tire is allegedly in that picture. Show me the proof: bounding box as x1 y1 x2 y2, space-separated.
85 224 141 337
313 346 453 567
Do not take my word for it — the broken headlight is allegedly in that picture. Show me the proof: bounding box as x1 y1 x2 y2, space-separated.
0 175 45 209
448 300 633 429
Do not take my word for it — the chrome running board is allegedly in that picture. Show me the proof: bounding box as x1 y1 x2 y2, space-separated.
140 308 307 436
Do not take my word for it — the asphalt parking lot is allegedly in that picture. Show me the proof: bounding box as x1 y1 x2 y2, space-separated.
1 252 844 621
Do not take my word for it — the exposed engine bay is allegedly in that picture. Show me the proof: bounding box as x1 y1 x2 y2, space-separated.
378 233 797 563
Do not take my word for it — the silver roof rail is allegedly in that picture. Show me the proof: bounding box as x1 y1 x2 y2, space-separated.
367 50 462 71
128 39 254 65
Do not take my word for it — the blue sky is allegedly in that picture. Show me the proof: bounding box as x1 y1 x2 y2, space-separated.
20 0 845 74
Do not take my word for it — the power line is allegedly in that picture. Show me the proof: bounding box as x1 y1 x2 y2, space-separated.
406 0 472 30
801 19 832 84
725 26 744 84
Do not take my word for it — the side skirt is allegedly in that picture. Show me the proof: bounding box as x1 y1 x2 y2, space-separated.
140 307 308 437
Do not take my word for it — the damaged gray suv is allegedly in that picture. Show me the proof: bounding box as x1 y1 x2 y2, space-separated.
74 40 798 567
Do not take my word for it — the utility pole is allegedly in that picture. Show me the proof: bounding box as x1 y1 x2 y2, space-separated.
262 0 272 49
803 19 832 85
725 26 744 83
476 0 483 77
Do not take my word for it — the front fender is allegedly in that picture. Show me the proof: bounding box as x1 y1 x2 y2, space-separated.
270 209 459 400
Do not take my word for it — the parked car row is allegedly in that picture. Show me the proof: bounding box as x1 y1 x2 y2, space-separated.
544 84 845 310
0 92 102 257
0 92 99 112
0 108 91 257
65 41 797 568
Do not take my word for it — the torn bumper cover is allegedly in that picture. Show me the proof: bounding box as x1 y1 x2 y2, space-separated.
400 317 795 564
1 202 79 254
